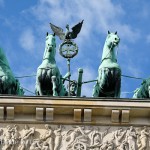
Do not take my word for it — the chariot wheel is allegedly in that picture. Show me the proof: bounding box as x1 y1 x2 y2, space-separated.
73 142 86 150
59 40 78 58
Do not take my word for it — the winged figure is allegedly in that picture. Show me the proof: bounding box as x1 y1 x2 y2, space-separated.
50 20 84 40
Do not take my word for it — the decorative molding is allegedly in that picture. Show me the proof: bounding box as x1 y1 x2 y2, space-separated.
122 109 130 123
46 108 54 121
111 110 120 123
36 107 44 121
0 107 4 120
84 109 92 122
0 124 149 150
6 107 14 120
74 109 82 122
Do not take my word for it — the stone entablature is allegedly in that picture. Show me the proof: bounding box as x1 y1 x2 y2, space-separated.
0 96 150 149
0 96 150 125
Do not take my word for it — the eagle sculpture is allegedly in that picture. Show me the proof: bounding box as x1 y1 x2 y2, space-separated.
50 20 84 40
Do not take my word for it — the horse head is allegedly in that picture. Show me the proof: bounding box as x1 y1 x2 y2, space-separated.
106 31 120 49
101 31 120 64
43 32 56 61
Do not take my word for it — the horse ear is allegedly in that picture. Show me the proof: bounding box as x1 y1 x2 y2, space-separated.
115 31 117 34
46 32 49 36
108 31 110 34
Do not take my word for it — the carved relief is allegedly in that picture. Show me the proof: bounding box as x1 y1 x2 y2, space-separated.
65 126 92 150
0 124 149 150
125 126 137 150
0 128 3 146
113 127 126 147
3 125 14 150
89 127 109 149
54 125 62 150
29 140 42 150
138 126 149 150
18 125 35 150
40 124 54 150
117 140 128 150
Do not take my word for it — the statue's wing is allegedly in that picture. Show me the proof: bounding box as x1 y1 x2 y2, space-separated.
50 23 65 40
71 20 84 39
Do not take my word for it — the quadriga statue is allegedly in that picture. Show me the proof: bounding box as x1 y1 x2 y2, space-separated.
133 78 150 98
35 33 67 96
93 31 121 98
0 48 23 95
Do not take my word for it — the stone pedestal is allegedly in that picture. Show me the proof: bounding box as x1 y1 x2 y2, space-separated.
0 96 150 149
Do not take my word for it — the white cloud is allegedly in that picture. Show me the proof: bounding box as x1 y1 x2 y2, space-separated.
126 65 142 78
19 29 35 53
29 0 139 44
0 0 4 7
115 24 140 43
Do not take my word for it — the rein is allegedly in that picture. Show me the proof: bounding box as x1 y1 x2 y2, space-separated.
101 57 117 64
101 43 118 64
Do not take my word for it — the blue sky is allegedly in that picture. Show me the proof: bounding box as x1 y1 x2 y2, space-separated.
0 0 150 98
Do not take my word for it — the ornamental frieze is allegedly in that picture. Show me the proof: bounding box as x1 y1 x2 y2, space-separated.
0 124 149 150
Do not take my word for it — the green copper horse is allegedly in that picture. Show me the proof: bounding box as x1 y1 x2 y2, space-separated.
35 33 67 96
93 31 121 98
0 47 23 95
133 78 150 98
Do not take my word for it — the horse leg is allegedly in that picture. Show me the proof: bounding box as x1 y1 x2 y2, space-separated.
8 81 14 94
114 80 121 98
92 82 100 97
93 68 105 97
114 70 121 98
98 68 109 96
51 76 58 96
0 77 2 93
1 76 9 94
148 85 150 98
36 69 44 95
37 81 43 95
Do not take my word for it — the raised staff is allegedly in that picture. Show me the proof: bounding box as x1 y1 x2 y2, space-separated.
50 20 84 96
